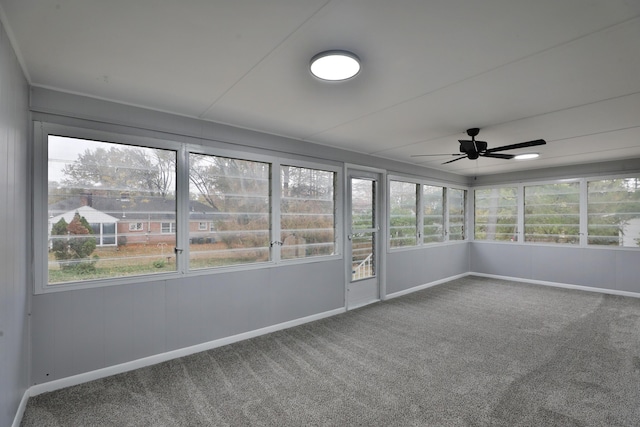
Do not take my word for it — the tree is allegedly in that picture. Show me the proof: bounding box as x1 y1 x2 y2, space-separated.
189 155 269 213
62 145 175 198
189 154 270 250
51 213 97 272
587 178 640 246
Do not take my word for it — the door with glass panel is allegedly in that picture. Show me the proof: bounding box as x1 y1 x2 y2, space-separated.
347 172 380 309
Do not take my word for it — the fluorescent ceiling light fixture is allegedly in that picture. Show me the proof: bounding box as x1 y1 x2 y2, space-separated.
310 50 360 81
514 153 540 160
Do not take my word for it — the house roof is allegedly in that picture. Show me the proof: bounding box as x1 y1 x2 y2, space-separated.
49 195 217 221
49 205 119 225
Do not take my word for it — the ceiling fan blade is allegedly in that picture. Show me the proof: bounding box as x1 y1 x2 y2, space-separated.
410 153 464 158
485 139 546 153
481 153 515 160
442 156 468 165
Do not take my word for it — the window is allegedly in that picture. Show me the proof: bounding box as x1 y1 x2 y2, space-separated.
198 222 208 230
588 178 640 247
161 222 176 234
448 188 466 240
129 222 144 231
475 187 518 241
280 165 336 260
188 153 271 269
524 182 580 244
389 180 417 247
47 135 177 285
423 185 444 243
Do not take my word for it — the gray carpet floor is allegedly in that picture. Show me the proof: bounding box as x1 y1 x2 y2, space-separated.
21 276 640 426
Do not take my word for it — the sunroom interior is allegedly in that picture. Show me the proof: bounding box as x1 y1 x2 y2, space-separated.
2 2 640 426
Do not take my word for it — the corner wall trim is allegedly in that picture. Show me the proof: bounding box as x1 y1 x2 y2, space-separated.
11 389 30 427
469 272 640 299
384 273 470 300
27 307 346 398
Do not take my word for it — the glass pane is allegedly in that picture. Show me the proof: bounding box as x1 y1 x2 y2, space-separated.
389 181 417 247
351 232 375 280
474 187 518 241
48 136 177 284
524 182 580 244
588 178 640 247
448 188 466 241
188 154 270 269
351 178 375 230
423 185 444 243
280 166 336 260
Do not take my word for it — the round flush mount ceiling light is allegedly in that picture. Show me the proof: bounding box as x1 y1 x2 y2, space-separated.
310 50 360 81
514 153 540 160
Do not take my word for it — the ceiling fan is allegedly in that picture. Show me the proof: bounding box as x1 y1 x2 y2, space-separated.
411 128 546 164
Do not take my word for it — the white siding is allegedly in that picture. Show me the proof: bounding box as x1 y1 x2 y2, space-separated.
0 17 29 427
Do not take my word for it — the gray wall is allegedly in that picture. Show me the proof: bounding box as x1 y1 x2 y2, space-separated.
31 261 344 383
0 18 30 427
386 243 469 295
470 242 640 294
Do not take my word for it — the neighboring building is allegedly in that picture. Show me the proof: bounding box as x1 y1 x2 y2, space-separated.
48 194 217 247
49 205 119 247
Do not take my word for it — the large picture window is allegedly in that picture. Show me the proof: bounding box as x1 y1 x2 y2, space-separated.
524 182 580 244
280 165 336 260
588 178 640 247
47 135 177 284
474 187 518 241
389 180 417 247
188 153 271 268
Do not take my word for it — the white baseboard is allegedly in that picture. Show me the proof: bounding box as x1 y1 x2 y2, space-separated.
28 307 346 397
469 272 640 299
384 273 470 300
11 389 30 427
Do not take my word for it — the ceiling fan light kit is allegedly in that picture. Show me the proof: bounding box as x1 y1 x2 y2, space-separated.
412 128 546 165
514 153 540 160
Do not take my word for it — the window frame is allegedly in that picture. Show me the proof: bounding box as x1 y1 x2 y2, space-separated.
35 123 184 294
35 123 343 294
586 174 640 248
387 174 468 252
472 175 640 250
161 222 176 234
473 185 520 243
129 222 144 232
278 162 341 262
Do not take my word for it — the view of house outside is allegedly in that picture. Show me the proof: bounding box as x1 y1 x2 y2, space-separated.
47 136 337 285
48 136 178 283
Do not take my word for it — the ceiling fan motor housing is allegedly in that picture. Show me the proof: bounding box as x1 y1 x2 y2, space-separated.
459 140 488 159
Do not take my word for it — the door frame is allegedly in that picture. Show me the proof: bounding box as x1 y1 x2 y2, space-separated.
344 164 387 309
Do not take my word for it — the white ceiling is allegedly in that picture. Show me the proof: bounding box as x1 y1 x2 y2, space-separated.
2 0 640 176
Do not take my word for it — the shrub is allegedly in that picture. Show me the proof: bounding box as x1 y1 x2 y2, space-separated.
51 212 98 272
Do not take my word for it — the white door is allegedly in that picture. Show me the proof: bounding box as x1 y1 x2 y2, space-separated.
346 171 380 309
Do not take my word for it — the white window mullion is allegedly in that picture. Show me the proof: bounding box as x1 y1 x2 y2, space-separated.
517 184 525 243
176 146 190 274
417 184 423 245
272 161 282 263
444 187 450 242
579 178 588 246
